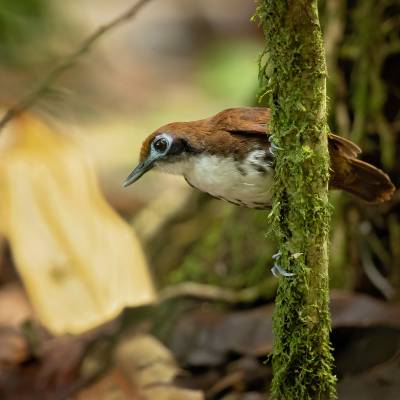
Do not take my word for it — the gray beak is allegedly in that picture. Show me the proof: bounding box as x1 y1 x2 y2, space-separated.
123 158 155 187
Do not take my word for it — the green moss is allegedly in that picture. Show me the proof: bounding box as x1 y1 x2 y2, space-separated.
255 1 336 398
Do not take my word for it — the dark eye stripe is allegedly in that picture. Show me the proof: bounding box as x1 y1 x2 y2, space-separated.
151 135 197 157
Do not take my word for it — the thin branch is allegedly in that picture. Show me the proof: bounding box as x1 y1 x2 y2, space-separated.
158 280 277 304
0 0 152 131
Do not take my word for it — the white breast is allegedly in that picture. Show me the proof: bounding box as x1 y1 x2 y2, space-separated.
158 151 273 208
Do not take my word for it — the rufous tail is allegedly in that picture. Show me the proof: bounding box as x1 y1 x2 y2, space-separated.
329 134 395 203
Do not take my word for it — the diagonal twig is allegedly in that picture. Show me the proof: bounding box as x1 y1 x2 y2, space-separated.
158 280 278 304
0 0 152 132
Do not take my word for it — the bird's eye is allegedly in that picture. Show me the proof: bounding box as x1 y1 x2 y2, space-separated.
153 137 169 153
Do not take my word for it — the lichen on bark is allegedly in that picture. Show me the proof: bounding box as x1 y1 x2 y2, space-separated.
255 1 336 399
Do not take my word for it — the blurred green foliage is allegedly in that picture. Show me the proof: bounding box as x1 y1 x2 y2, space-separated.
0 0 50 64
166 205 276 290
197 41 261 104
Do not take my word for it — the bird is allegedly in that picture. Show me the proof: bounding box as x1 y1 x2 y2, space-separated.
123 107 395 209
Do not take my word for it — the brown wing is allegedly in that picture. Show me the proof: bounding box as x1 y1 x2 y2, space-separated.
211 107 270 135
211 107 364 158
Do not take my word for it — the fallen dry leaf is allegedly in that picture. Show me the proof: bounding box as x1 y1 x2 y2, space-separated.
115 334 181 388
114 334 204 399
76 334 204 400
330 289 400 328
333 326 400 376
142 386 204 400
75 368 141 400
168 304 274 367
0 283 33 327
0 326 29 365
0 114 156 335
337 354 400 400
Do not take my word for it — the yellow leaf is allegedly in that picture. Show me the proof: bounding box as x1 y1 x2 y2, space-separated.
115 334 180 387
0 114 156 335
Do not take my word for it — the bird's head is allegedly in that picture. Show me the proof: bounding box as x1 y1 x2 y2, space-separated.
123 121 202 187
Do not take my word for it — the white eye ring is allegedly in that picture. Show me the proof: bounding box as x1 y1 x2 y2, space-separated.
152 134 172 154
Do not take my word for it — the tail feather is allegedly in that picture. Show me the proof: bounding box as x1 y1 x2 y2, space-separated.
328 134 395 203
330 157 395 203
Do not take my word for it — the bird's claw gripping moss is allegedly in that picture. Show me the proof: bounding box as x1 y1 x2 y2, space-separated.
271 252 295 277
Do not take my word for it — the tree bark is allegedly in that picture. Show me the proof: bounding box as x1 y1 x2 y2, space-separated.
255 1 336 398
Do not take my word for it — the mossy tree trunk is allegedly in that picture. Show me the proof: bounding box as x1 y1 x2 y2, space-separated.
256 1 336 399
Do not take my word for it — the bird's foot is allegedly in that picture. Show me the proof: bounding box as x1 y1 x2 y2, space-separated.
271 264 296 277
272 251 281 260
270 251 295 277
268 136 282 156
